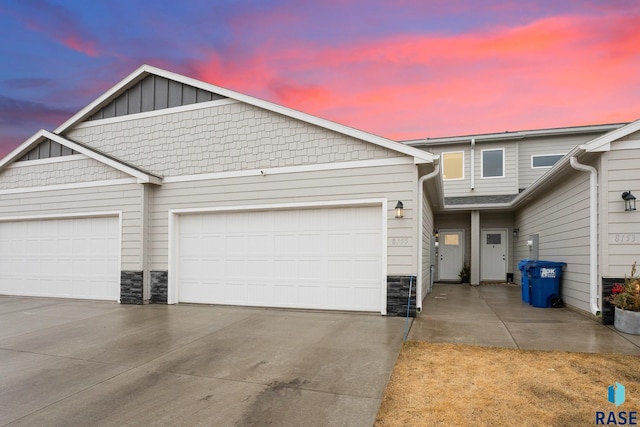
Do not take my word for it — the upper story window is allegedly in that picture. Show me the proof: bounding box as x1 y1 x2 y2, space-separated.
532 154 564 168
442 151 464 180
481 148 504 178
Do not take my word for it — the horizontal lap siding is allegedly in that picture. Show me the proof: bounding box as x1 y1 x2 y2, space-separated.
421 181 434 299
604 148 640 276
0 183 143 270
514 170 591 311
151 163 418 275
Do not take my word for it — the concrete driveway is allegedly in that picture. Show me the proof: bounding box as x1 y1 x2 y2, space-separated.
0 296 406 427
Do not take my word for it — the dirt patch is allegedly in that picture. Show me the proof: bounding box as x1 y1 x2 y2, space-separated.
376 342 640 427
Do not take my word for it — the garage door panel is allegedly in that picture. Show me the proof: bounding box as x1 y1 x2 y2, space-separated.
0 217 120 301
177 205 383 311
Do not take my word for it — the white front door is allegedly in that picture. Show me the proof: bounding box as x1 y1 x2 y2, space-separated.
438 230 464 281
481 229 507 281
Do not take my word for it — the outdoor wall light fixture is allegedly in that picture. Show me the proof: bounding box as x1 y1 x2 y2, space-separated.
513 228 519 238
434 230 439 239
395 201 404 218
622 191 636 211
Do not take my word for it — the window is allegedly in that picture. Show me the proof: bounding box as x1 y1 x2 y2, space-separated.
532 154 564 168
442 151 464 180
482 149 504 178
444 234 459 245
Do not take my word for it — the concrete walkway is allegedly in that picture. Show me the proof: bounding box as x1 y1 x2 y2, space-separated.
409 283 640 354
0 296 405 427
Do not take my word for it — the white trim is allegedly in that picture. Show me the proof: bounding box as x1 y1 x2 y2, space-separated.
53 64 433 164
441 151 465 181
481 148 505 179
170 198 387 215
167 198 388 314
163 157 413 183
0 210 122 223
585 118 640 152
531 153 566 169
73 98 239 130
8 154 88 168
0 178 138 195
380 200 388 315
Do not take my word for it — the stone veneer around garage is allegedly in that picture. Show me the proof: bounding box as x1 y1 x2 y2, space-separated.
120 271 143 304
150 270 168 304
387 275 417 317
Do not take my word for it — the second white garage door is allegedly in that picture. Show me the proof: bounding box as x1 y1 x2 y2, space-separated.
0 216 120 301
176 206 383 311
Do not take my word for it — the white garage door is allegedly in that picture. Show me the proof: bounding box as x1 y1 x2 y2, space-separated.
0 216 120 301
176 206 383 311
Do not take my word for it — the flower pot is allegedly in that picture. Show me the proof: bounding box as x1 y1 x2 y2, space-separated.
614 307 640 335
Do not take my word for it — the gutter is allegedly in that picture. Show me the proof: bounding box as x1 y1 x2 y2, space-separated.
569 155 600 316
417 160 441 310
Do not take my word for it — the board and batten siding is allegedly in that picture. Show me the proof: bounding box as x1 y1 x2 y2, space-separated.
0 156 128 190
151 163 418 276
514 169 591 312
0 183 143 271
601 147 640 277
66 101 399 177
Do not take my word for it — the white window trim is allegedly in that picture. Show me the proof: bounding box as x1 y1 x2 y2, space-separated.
441 151 465 181
531 153 566 169
481 148 505 179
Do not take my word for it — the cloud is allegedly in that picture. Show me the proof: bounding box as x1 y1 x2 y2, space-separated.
0 95 73 131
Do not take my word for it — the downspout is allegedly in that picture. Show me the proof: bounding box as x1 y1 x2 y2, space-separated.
470 138 475 190
417 161 441 311
570 156 600 315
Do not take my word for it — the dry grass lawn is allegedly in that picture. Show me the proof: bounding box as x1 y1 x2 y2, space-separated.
376 341 640 427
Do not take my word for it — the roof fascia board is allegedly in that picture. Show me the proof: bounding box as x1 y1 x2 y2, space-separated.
584 118 640 153
54 64 432 165
42 130 161 184
406 123 626 147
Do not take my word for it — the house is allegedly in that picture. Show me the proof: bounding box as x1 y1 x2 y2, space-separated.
0 65 438 316
407 119 640 319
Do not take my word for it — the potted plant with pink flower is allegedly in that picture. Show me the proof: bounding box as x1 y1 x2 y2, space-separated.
608 262 640 335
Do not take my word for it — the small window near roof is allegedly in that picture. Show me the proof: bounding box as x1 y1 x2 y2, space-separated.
442 151 464 180
482 149 504 178
532 154 564 168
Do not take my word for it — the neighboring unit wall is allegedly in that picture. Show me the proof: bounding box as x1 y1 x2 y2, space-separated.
0 182 143 271
66 102 398 177
421 180 434 300
600 147 640 277
150 163 418 276
514 169 591 312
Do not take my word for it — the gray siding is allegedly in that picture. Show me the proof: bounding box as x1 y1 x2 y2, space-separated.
0 183 143 271
514 170 591 312
0 157 129 190
517 134 596 190
427 142 517 197
150 163 418 276
601 147 640 276
67 102 399 177
421 180 434 299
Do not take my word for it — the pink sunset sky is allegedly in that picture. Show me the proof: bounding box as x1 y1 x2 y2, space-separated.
0 0 639 156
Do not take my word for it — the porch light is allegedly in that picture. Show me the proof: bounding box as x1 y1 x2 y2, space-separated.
513 228 519 238
395 201 404 218
622 191 636 211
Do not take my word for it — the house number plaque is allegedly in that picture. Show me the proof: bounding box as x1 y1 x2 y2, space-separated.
610 234 639 244
391 237 410 246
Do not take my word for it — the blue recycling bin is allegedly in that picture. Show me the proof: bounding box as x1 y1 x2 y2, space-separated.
525 261 566 308
518 259 530 303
